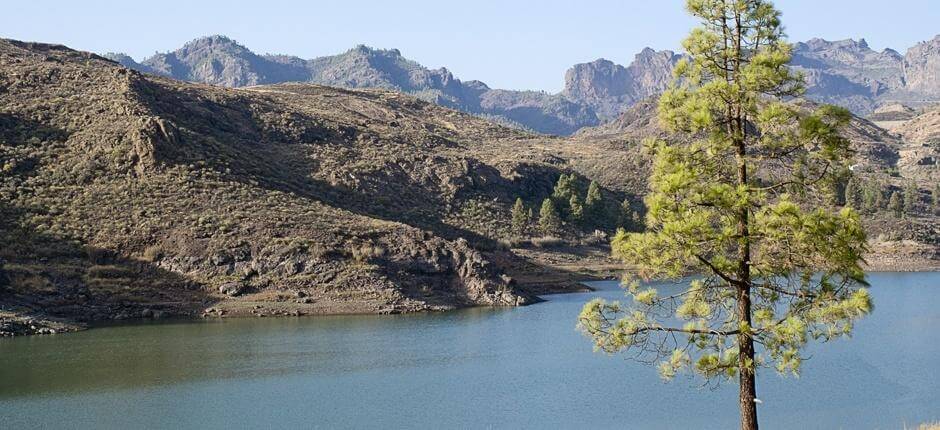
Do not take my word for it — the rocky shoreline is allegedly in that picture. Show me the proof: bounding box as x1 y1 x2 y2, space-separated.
2 243 936 338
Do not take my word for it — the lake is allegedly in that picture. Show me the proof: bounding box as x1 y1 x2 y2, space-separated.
1 272 938 429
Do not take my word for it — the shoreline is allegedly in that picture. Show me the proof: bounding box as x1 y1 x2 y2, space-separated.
2 245 937 338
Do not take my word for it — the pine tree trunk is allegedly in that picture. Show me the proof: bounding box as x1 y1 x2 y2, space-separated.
731 7 758 428
735 126 759 430
737 287 759 430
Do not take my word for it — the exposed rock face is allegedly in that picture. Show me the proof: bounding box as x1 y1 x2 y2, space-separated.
106 38 556 132
104 35 940 133
903 35 940 96
140 35 309 87
563 49 681 120
790 38 903 113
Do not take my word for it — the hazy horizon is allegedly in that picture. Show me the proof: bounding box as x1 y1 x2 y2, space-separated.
4 0 940 92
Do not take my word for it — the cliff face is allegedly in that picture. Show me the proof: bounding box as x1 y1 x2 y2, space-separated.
562 49 681 121
903 35 940 96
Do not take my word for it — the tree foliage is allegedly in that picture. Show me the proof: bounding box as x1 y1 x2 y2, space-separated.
844 177 860 210
578 2 872 428
552 173 578 204
568 194 584 224
889 191 903 218
903 182 918 216
511 197 529 236
585 180 603 220
538 198 562 235
617 199 638 232
933 184 940 215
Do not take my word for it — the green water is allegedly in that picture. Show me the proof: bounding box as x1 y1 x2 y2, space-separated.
1 272 938 429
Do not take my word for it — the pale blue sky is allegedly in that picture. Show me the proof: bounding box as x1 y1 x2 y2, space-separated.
3 1 938 91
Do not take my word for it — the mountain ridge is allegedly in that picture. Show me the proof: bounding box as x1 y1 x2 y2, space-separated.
107 35 940 129
103 34 940 135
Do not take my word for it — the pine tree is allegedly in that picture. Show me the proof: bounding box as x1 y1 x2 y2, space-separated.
933 184 940 215
861 182 878 213
844 178 860 209
585 180 603 222
875 184 887 209
511 198 529 236
538 198 561 235
568 194 584 224
552 174 577 203
579 3 871 429
903 182 918 216
889 191 903 218
617 199 635 231
825 167 850 207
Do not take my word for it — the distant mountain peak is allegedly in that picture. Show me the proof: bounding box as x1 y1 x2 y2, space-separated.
799 37 874 52
101 34 940 134
177 34 253 55
637 47 664 57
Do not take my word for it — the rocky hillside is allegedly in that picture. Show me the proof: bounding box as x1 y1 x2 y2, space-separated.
104 36 599 135
104 35 940 135
890 105 940 144
884 105 940 184
1 38 651 335
791 37 940 114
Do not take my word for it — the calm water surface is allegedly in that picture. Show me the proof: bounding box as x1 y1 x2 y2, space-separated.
1 272 938 429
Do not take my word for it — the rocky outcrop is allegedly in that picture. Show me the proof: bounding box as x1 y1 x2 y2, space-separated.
140 35 308 87
128 116 179 174
563 49 681 120
103 34 940 133
903 35 940 96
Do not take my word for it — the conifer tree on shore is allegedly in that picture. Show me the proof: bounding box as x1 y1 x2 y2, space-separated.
538 198 561 235
579 2 871 429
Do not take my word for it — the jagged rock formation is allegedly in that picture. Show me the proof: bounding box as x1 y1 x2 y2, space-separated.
105 37 598 135
104 35 940 135
902 35 940 96
562 49 681 121
792 37 940 114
